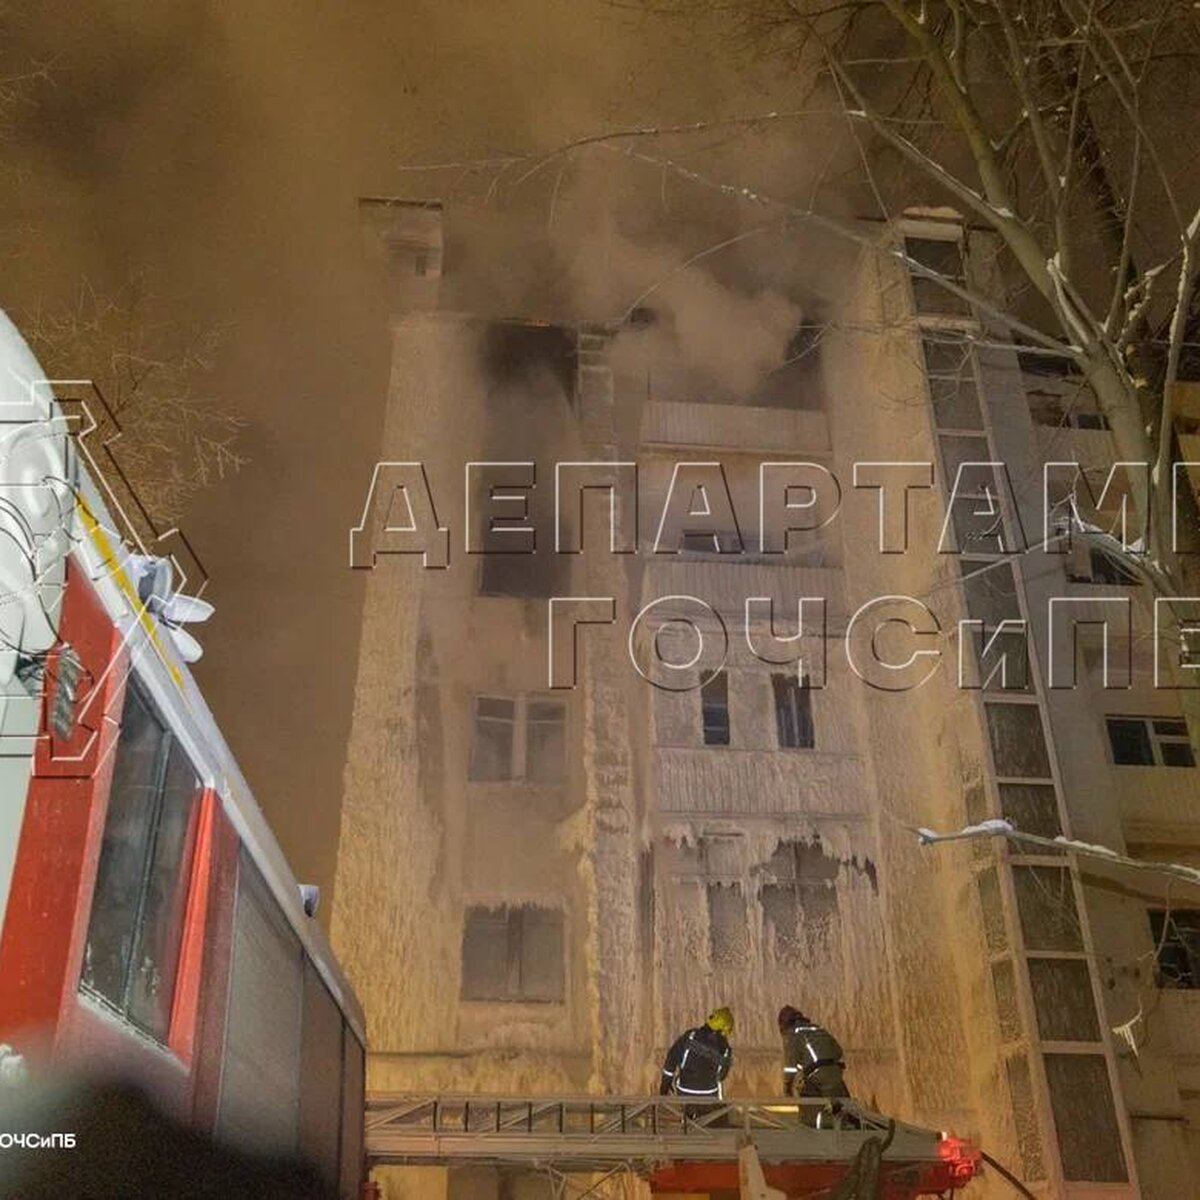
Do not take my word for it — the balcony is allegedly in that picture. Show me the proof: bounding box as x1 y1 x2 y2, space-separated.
1116 765 1200 845
640 558 847 630
640 400 830 456
651 744 869 819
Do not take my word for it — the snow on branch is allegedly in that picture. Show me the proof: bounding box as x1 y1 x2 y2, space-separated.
916 819 1200 889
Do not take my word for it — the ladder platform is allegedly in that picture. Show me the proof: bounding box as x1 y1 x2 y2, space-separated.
365 1094 979 1195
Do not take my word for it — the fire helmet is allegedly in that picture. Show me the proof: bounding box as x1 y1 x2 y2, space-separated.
706 1006 735 1035
778 1005 801 1032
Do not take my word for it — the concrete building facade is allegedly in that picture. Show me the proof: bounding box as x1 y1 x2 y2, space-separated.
333 198 1200 1198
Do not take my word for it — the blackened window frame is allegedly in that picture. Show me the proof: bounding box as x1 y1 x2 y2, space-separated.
1148 909 1200 988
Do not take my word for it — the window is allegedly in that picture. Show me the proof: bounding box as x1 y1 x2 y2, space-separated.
1043 1055 1128 1182
1027 390 1110 431
460 905 564 1002
761 839 840 962
985 703 1052 778
478 545 570 599
700 671 730 746
1149 910 1200 988
1106 716 1195 767
906 236 972 317
81 678 203 1042
1027 959 1100 1041
959 562 1031 691
1012 865 1083 952
468 695 566 782
1067 546 1139 586
679 530 743 555
707 883 749 966
773 673 814 749
922 334 982 429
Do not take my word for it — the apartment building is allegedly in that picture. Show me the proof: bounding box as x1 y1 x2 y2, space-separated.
333 198 1200 1198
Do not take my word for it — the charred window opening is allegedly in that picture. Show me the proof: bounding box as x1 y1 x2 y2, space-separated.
460 904 565 1003
752 321 827 409
481 321 577 408
1149 909 1200 988
474 470 571 599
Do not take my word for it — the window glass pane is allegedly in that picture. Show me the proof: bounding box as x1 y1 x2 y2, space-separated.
700 671 730 746
986 704 1051 777
772 674 814 749
1160 740 1195 768
938 436 994 491
907 236 965 278
950 493 1009 554
960 561 1022 625
126 740 202 1039
517 907 564 1002
1153 718 1188 737
1028 959 1100 1041
82 682 168 1012
526 700 566 783
1013 866 1083 952
469 698 514 780
969 628 1031 693
461 907 511 1000
907 238 971 317
922 337 981 427
998 783 1063 842
1106 718 1153 765
1043 1054 1127 1181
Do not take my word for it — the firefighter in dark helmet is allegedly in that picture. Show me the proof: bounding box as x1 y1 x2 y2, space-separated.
778 1005 849 1101
660 1007 734 1099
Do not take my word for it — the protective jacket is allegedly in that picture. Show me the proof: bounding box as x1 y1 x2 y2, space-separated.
660 1025 732 1097
781 1015 848 1098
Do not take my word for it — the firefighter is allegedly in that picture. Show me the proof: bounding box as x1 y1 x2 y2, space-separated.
659 1007 734 1100
778 1005 849 1109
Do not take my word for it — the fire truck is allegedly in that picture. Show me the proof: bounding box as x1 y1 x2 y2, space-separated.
0 310 366 1196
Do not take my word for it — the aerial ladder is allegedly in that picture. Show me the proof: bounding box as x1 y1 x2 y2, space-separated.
365 1094 981 1200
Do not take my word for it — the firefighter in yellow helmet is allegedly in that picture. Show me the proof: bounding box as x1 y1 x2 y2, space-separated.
659 1008 734 1099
